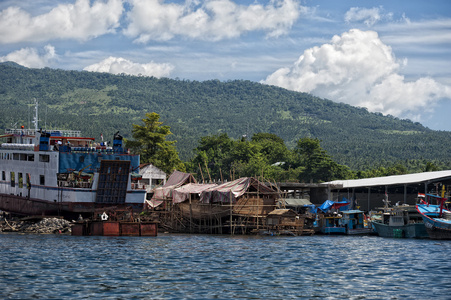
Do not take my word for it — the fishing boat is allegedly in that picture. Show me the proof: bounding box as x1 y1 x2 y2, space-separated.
315 200 371 234
371 205 427 238
416 194 451 240
0 101 146 219
340 210 373 235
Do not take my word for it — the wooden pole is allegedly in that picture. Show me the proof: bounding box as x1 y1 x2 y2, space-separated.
204 160 212 182
189 191 192 233
230 191 233 235
198 163 205 183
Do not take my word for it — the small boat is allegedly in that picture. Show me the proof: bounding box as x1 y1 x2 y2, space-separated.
371 205 428 238
340 210 373 235
416 194 451 240
316 210 372 235
315 199 372 235
317 212 347 234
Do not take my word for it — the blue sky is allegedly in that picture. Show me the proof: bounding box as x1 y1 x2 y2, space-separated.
1 0 450 130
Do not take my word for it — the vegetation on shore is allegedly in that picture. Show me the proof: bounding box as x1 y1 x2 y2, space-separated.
1 62 450 180
128 113 442 182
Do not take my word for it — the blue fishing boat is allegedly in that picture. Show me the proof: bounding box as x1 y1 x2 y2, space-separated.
340 210 373 235
315 200 372 234
416 194 451 240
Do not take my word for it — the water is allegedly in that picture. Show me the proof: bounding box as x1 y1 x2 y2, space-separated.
1 234 450 299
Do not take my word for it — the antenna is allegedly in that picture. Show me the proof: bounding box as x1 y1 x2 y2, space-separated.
32 98 38 132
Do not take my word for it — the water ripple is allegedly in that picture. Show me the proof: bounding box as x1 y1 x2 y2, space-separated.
1 234 451 299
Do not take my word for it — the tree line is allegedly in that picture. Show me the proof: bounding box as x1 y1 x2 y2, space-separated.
126 113 443 183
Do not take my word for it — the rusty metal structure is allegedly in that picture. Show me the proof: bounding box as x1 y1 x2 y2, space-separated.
71 206 158 236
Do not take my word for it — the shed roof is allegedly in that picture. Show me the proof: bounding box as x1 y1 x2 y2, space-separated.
282 198 312 207
323 170 451 189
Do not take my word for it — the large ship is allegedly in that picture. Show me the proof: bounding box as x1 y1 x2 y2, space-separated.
0 101 146 218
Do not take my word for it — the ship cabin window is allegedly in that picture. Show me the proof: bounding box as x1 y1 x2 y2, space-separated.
10 172 15 187
18 173 23 188
39 154 50 163
2 171 5 181
40 175 45 186
27 154 34 161
26 173 30 188
12 153 29 161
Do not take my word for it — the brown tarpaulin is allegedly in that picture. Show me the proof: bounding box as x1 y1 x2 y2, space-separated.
200 177 277 204
172 183 217 204
149 170 197 207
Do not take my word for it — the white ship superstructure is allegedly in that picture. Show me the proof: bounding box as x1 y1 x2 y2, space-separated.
0 103 145 217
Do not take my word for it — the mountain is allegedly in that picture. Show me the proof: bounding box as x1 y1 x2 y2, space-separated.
1 62 450 170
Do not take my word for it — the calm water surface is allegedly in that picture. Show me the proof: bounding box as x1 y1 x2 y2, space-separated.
1 233 450 299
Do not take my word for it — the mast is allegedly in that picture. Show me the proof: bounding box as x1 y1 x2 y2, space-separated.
32 98 38 132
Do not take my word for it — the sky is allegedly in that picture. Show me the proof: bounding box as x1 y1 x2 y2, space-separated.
1 0 451 130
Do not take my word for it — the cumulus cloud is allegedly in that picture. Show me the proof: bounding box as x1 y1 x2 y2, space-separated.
124 0 301 42
344 7 391 27
0 0 123 43
83 56 174 78
262 29 451 118
0 45 57 68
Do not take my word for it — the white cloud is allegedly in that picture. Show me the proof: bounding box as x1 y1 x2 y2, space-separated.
83 56 174 78
124 0 301 42
344 7 389 27
0 0 123 43
262 29 451 118
0 45 57 68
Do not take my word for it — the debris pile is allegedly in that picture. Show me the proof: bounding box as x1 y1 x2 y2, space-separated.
0 217 72 234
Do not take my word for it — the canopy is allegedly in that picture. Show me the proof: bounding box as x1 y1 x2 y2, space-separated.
150 170 196 207
318 199 350 212
172 183 217 204
200 177 277 204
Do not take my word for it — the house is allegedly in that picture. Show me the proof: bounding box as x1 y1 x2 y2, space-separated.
138 164 166 198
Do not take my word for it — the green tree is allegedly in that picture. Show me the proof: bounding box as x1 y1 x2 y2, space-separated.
125 112 185 174
294 137 353 182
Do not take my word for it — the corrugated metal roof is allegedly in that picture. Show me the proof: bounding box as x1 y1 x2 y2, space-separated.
323 170 451 189
281 198 312 206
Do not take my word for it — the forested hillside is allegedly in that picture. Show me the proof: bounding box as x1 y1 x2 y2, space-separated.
1 62 451 170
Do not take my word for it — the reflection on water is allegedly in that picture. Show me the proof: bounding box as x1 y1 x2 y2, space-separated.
1 234 450 299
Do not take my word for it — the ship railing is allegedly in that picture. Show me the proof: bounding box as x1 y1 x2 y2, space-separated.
0 143 35 151
69 147 128 154
131 183 147 190
5 129 82 137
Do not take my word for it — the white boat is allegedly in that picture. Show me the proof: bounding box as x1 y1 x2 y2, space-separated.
0 101 146 218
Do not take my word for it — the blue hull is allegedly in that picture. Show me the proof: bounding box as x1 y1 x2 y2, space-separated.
417 204 451 240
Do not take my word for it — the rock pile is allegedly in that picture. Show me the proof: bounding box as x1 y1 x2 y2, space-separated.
0 217 72 234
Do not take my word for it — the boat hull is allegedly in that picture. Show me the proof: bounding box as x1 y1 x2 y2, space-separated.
320 227 346 234
423 217 451 240
0 193 145 218
371 221 428 238
179 200 230 220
